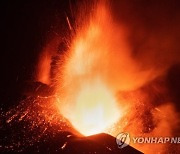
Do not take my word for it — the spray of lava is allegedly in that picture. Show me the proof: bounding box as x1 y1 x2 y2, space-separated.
55 1 156 136
2 0 180 153
55 3 125 136
53 1 180 152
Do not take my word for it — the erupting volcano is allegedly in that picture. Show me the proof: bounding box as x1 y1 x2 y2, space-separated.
1 0 180 153
55 2 137 136
56 3 125 135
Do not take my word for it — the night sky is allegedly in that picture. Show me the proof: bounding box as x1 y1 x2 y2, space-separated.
0 0 73 109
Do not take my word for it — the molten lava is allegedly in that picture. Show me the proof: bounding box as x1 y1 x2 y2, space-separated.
56 3 126 136
63 79 121 136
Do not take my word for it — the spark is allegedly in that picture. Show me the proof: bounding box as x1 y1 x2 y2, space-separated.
61 142 67 150
66 16 72 31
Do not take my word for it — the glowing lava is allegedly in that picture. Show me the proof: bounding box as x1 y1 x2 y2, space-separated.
66 79 121 136
56 2 124 136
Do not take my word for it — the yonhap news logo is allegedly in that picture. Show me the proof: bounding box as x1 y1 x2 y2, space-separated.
116 132 130 149
116 132 180 149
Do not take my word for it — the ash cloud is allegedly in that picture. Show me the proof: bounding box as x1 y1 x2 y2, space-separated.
109 1 180 152
111 0 180 82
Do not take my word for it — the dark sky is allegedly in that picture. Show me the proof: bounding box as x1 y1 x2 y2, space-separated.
0 0 73 109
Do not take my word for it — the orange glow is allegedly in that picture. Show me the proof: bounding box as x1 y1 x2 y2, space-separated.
36 37 60 84
36 50 51 84
55 3 126 136
4 1 180 154
62 79 121 136
56 2 150 136
53 3 179 151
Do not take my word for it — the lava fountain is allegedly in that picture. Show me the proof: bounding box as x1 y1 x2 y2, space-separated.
55 1 155 136
55 2 127 136
61 78 121 136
